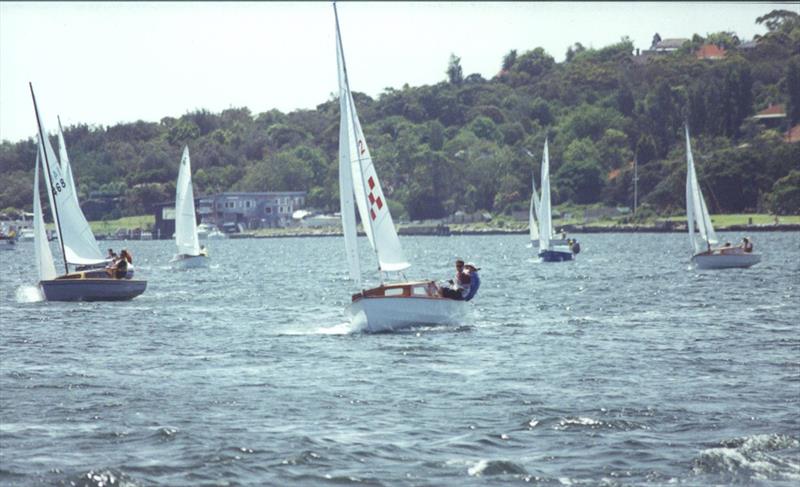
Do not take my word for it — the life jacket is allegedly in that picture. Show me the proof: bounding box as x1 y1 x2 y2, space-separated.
463 271 480 301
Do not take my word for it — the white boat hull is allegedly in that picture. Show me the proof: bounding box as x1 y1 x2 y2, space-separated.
170 254 209 269
692 252 761 269
349 296 467 333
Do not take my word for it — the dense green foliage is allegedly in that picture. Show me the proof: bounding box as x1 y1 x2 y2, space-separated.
2 10 799 219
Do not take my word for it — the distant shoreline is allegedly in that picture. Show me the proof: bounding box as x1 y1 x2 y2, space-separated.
226 223 800 239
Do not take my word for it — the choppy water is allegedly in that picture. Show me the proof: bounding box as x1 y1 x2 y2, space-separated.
1 232 798 486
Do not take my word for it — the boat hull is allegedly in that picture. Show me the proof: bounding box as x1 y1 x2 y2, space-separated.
692 252 761 269
349 295 466 333
40 278 147 301
170 254 209 269
538 249 574 262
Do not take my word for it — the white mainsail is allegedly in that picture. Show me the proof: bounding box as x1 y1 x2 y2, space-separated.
57 117 80 209
529 171 540 242
538 139 553 252
335 7 409 274
36 116 105 266
685 126 718 254
33 147 57 281
174 146 201 256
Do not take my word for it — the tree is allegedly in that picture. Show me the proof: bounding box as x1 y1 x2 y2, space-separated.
787 58 800 125
651 33 662 49
446 54 464 85
501 49 517 71
556 139 604 204
565 42 585 62
768 170 800 214
756 9 799 33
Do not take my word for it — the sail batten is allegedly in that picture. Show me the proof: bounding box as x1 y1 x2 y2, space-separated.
335 5 409 276
174 146 201 256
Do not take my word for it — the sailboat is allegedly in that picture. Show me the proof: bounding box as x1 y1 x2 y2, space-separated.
30 83 147 301
538 139 579 262
170 146 208 269
684 126 760 269
334 4 472 332
527 148 568 249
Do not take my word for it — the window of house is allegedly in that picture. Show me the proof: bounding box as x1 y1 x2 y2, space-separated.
265 207 272 214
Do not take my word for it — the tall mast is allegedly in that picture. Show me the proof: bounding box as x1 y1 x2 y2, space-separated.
30 83 68 274
334 2 383 278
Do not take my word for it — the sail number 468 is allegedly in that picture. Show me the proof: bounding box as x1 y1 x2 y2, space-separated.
52 178 66 196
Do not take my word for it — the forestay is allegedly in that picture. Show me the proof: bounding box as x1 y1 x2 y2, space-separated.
538 139 553 252
33 148 57 281
335 8 409 274
684 126 718 254
36 114 105 266
175 146 201 256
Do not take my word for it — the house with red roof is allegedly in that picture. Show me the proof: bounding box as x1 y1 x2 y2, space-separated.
751 104 787 129
695 44 726 60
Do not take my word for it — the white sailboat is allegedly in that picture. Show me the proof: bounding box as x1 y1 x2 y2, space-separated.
537 139 578 262
685 126 760 269
334 5 472 332
170 146 208 269
527 148 568 249
30 83 146 301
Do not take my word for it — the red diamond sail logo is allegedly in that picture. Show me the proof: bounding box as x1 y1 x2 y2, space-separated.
366 175 382 220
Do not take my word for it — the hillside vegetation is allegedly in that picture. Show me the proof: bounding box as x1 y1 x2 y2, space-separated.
1 9 798 220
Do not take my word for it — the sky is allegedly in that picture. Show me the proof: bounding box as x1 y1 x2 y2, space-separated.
0 1 792 143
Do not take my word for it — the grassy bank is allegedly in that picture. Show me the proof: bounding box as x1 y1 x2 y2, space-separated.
88 215 155 235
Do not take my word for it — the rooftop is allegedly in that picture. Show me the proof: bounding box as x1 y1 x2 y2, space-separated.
752 104 787 120
653 38 689 50
696 44 726 60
